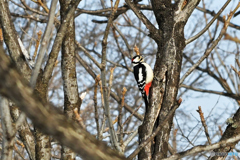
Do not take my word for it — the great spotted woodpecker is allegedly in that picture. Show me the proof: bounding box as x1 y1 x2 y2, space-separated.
132 55 153 108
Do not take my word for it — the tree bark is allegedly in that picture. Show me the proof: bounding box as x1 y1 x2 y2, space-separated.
60 0 81 159
0 48 126 160
34 73 51 160
0 98 15 160
10 105 36 160
210 108 240 160
0 1 36 159
138 1 201 159
0 0 31 79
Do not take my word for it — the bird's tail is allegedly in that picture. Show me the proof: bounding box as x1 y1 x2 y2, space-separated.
142 92 148 110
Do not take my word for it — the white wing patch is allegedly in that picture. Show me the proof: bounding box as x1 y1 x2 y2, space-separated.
138 68 143 82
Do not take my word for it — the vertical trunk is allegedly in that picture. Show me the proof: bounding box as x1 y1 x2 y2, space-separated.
138 0 200 159
34 77 51 160
0 0 31 80
0 6 36 160
152 18 185 160
211 108 240 160
34 130 51 160
0 98 15 160
10 106 36 160
138 4 185 160
60 0 81 159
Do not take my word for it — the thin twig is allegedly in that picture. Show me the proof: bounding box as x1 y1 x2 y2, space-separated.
124 0 159 41
123 104 142 126
118 87 127 150
31 0 49 13
162 134 240 160
112 27 130 70
20 0 48 16
99 113 106 141
76 52 144 121
30 0 58 88
180 3 240 85
32 30 42 61
202 0 213 39
100 0 121 151
112 23 133 58
73 108 86 129
236 59 240 68
218 125 223 136
103 116 119 133
42 0 81 86
231 65 240 78
99 80 105 108
172 128 178 154
197 106 211 144
181 84 240 100
185 0 231 44
133 45 140 55
128 99 182 159
14 145 26 160
108 66 116 98
75 41 102 69
0 27 3 41
122 129 138 149
196 6 240 30
224 33 240 43
94 75 101 140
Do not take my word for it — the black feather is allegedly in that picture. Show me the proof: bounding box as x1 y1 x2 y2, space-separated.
142 92 149 110
133 63 148 109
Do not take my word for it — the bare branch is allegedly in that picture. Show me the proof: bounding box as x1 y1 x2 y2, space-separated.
32 30 42 61
180 3 240 85
0 0 31 80
94 75 101 140
76 40 102 69
124 0 159 42
196 6 240 30
15 112 26 129
118 87 127 151
20 0 48 16
75 50 144 121
100 0 121 151
0 97 15 160
185 0 231 44
31 0 49 13
181 84 240 100
231 65 240 78
162 134 240 160
128 100 181 159
197 106 211 144
224 33 240 43
30 0 57 88
43 0 82 85
0 46 127 160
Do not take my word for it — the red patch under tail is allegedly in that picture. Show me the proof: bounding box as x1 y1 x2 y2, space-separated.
144 82 152 96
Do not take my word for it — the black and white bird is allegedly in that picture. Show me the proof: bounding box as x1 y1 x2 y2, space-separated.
132 55 153 108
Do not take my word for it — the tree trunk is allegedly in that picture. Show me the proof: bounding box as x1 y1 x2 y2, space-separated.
0 1 36 159
211 107 240 160
138 1 200 159
34 76 51 160
0 98 15 160
60 0 81 159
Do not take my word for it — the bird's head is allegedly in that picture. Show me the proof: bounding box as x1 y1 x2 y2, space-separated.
132 55 144 66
